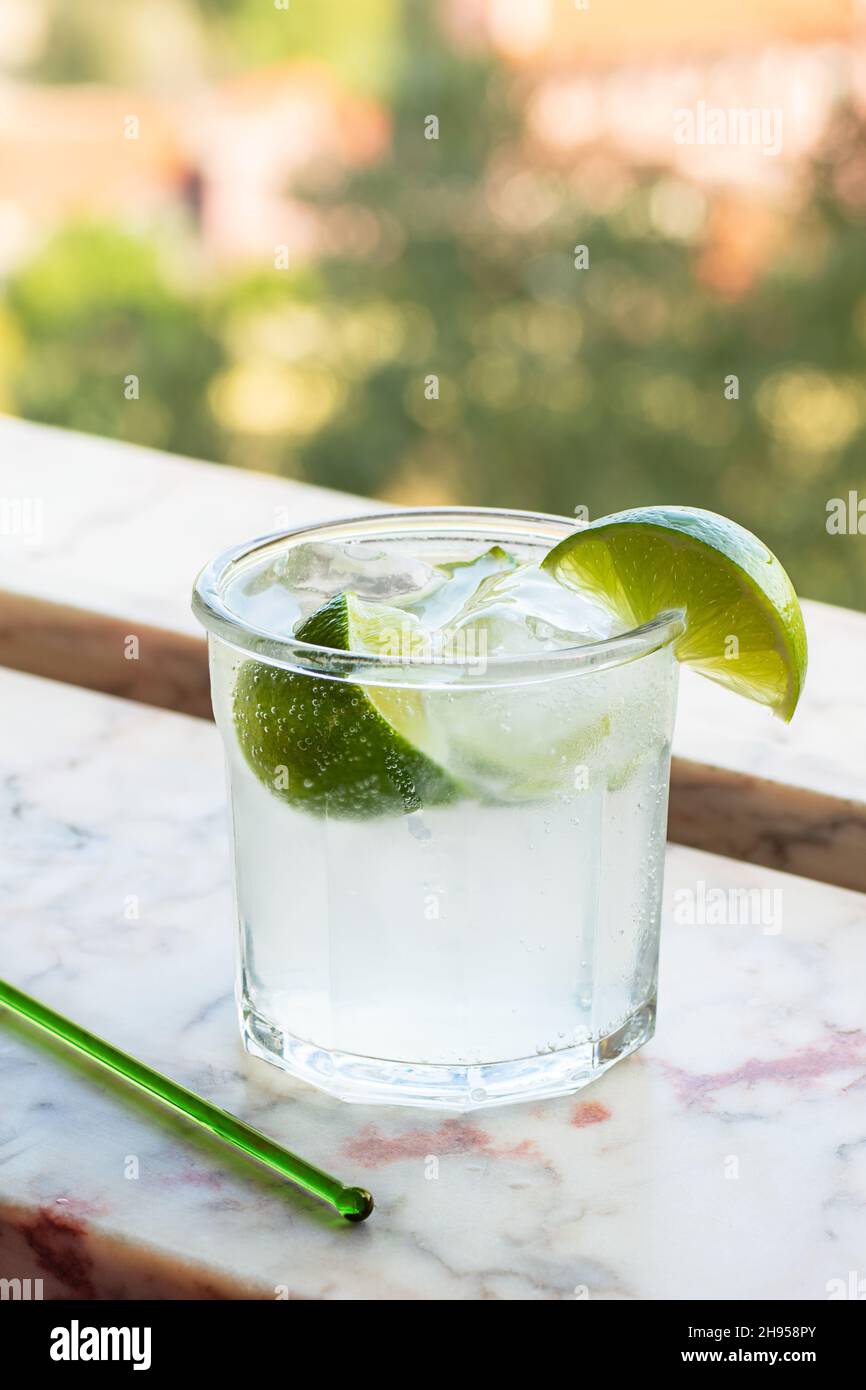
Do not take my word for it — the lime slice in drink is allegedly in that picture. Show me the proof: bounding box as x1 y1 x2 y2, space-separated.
542 506 807 719
233 592 461 818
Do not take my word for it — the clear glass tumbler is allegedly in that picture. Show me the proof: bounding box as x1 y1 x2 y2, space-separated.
193 509 681 1110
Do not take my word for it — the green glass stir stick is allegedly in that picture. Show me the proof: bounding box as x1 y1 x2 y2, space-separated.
0 977 373 1223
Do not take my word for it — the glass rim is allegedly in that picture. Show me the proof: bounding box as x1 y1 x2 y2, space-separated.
192 506 685 688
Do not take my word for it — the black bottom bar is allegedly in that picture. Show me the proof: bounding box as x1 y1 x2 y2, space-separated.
2 1297 861 1373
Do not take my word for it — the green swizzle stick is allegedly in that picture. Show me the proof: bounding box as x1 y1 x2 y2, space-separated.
0 977 373 1223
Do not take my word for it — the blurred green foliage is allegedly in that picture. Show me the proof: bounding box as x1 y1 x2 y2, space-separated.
32 0 399 94
5 226 225 460
4 0 866 608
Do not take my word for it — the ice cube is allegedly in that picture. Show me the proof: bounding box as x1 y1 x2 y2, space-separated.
402 544 518 629
280 540 444 605
228 540 446 635
442 562 621 657
407 563 626 800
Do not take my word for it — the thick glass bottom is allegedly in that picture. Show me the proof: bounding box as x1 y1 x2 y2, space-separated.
241 999 655 1110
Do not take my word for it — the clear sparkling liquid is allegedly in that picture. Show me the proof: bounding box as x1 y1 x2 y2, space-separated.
211 533 678 1104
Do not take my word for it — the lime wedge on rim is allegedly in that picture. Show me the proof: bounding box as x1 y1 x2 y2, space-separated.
233 591 462 819
541 506 807 720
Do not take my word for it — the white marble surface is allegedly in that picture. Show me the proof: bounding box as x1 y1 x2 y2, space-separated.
0 415 376 632
0 667 864 1299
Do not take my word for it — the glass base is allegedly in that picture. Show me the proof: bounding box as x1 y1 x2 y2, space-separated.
241 1000 655 1111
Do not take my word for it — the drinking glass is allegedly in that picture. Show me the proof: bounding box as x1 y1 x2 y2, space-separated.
193 509 681 1109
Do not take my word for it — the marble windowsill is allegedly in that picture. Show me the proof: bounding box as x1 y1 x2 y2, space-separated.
0 416 863 891
0 666 864 1300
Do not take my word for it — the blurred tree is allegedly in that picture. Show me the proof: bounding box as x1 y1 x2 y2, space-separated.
4 0 866 607
289 0 866 607
26 0 399 94
6 224 226 460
